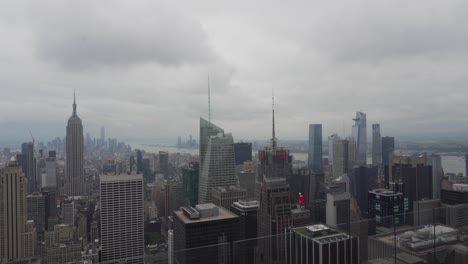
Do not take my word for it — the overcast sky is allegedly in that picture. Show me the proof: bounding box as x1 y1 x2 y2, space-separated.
1 0 468 145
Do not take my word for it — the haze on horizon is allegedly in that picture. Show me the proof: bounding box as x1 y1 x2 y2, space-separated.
2 0 468 146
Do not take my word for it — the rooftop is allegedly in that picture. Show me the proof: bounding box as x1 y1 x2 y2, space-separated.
175 205 238 224
370 188 402 196
294 224 351 244
100 173 143 182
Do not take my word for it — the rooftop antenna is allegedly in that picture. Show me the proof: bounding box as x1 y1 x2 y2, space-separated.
208 76 211 122
271 89 277 150
28 129 35 146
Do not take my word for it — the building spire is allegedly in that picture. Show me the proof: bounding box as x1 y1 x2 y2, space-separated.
271 89 277 150
208 76 211 122
72 89 77 117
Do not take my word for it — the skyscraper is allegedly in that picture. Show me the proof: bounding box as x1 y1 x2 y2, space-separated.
198 120 238 204
20 142 35 193
428 155 443 199
287 224 359 264
100 126 105 145
465 153 468 177
65 92 85 196
173 204 240 264
182 162 199 207
381 136 395 166
199 118 224 172
257 96 293 264
159 151 169 176
257 177 292 264
234 142 252 165
332 139 356 179
100 174 144 263
372 124 382 165
0 157 27 261
27 193 46 234
308 124 323 173
328 133 339 165
352 111 367 165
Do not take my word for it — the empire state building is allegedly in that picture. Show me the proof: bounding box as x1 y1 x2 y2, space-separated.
65 92 85 196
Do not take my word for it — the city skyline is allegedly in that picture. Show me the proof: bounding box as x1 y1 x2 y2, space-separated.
2 1 468 144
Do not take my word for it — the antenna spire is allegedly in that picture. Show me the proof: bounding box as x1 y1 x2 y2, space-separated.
72 89 77 117
271 89 277 149
208 76 211 122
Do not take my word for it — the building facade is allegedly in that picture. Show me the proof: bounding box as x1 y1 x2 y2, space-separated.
352 112 367 166
65 94 85 196
308 124 323 173
0 157 28 261
173 204 240 264
100 174 144 263
182 162 199 207
257 177 292 264
288 224 359 264
368 189 407 235
234 142 252 166
198 125 238 204
212 186 247 211
372 124 382 165
381 136 395 167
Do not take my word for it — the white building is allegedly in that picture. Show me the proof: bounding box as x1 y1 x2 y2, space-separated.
100 174 144 263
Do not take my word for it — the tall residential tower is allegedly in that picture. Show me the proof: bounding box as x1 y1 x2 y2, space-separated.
371 124 382 165
308 124 323 173
352 112 367 165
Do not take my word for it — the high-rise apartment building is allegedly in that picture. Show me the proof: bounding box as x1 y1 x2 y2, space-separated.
0 157 28 261
381 136 395 167
352 111 367 165
288 224 359 264
65 93 85 196
182 162 199 207
308 124 323 173
372 124 382 165
198 122 238 204
100 174 144 263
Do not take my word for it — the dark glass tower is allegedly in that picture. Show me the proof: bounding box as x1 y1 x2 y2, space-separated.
308 124 323 173
19 142 35 193
65 92 85 196
381 136 395 167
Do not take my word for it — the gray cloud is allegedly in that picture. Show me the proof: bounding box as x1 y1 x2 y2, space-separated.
30 1 217 69
1 0 468 146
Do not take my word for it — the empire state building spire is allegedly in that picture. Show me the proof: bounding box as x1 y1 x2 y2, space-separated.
66 89 84 196
72 90 77 117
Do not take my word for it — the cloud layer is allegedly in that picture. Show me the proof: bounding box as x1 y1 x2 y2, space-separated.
1 0 468 146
